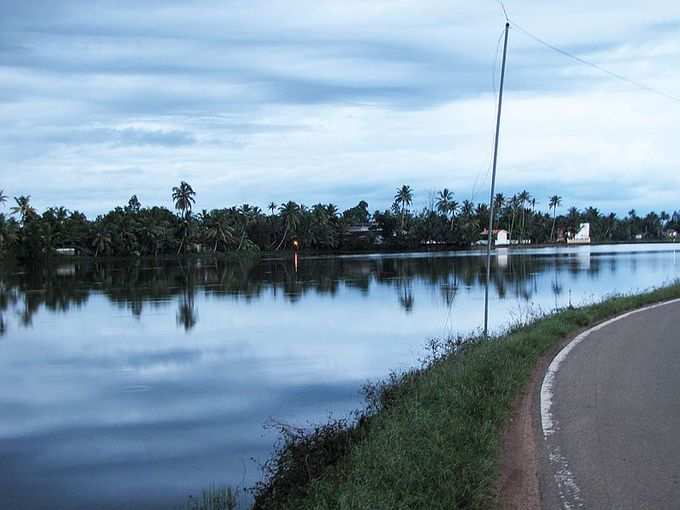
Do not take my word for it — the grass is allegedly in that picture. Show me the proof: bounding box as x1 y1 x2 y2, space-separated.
182 486 241 510
248 282 680 510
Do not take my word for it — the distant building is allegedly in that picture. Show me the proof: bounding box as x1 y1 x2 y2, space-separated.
344 221 383 245
480 229 510 246
55 247 77 256
496 229 509 246
567 223 591 244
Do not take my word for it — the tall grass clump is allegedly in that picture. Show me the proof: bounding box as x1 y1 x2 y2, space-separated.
183 486 241 510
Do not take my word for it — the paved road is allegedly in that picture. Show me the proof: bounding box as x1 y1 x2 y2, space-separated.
539 300 680 510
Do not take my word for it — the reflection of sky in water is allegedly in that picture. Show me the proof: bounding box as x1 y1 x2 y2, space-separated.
0 244 679 509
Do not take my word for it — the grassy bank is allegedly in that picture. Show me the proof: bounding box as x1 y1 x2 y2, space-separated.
243 282 680 510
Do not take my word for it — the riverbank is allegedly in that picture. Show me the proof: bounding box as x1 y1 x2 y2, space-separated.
19 238 675 266
243 281 680 510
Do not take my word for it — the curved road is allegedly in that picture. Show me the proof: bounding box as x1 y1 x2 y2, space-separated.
539 300 680 509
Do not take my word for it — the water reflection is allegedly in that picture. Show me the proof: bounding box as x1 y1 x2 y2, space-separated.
0 244 678 510
1 246 661 333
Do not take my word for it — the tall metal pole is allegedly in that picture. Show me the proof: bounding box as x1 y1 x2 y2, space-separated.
484 22 510 338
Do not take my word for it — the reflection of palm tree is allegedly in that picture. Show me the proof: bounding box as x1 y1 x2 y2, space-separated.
176 262 198 331
440 284 457 308
552 273 563 310
176 297 198 331
399 286 414 312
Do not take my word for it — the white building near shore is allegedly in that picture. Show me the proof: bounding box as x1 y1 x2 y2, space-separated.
479 229 510 246
567 223 591 244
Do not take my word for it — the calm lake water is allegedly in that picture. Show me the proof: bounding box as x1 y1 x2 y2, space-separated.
1 244 679 509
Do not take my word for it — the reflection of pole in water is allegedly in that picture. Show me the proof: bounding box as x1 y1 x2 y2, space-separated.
293 251 299 273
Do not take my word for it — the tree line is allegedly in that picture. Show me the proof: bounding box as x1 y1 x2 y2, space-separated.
0 184 677 259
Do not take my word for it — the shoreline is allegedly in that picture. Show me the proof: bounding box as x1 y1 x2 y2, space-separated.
8 238 677 266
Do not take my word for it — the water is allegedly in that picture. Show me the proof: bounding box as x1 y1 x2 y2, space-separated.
1 244 678 509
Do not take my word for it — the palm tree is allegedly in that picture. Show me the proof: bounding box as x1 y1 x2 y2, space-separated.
10 195 36 225
508 194 519 241
171 181 196 219
236 204 257 250
276 201 301 250
92 230 112 257
518 190 531 243
549 195 562 241
435 188 454 215
461 200 474 218
268 202 277 216
0 190 7 207
393 185 413 231
205 216 235 253
326 204 339 219
0 214 17 250
176 218 191 255
492 193 505 228
566 207 581 238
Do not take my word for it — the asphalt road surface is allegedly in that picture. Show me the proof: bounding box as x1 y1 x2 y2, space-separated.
539 300 680 510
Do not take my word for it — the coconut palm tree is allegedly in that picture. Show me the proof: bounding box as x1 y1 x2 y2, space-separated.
492 193 505 226
0 190 7 207
326 203 339 219
205 216 235 253
518 190 531 243
171 181 196 219
508 194 519 241
276 201 301 250
236 204 258 250
92 230 112 257
435 188 454 216
0 214 17 250
549 195 562 241
268 202 277 216
394 185 413 231
10 195 36 225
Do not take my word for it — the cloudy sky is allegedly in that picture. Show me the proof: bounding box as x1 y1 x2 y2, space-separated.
1 0 679 217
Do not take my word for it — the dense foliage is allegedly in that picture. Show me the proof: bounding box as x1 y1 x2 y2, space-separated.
0 186 677 259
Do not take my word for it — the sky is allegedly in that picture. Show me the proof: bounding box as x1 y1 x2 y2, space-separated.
1 0 679 217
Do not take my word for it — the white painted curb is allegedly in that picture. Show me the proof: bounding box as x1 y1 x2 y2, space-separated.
539 297 680 509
